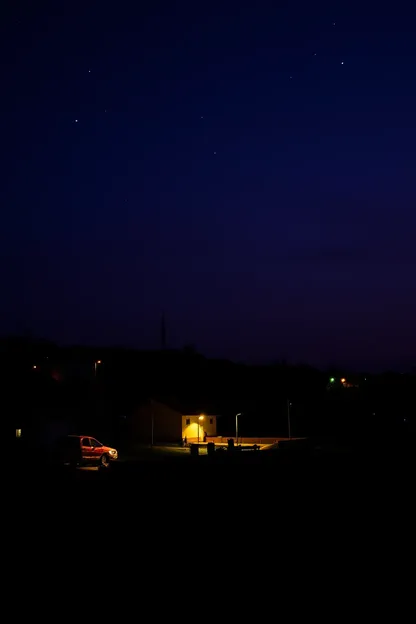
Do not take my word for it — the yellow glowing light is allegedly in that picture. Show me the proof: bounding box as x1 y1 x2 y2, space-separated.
96 360 101 364
341 378 346 383
16 429 22 438
33 365 37 369
198 414 205 421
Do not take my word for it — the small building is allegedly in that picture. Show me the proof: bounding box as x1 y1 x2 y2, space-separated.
182 413 217 442
129 399 218 444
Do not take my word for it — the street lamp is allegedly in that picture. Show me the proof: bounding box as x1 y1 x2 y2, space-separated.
94 360 102 378
198 415 204 443
287 400 292 439
235 413 242 445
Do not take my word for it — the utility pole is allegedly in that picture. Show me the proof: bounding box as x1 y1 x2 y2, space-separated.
161 311 166 350
151 400 154 446
287 400 292 439
235 413 242 444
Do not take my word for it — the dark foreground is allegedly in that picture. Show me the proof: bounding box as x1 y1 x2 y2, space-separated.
12 442 416 583
14 441 415 510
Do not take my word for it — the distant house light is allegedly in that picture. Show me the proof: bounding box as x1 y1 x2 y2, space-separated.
330 377 335 383
16 429 22 438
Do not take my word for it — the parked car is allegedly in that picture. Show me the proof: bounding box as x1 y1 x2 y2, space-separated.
56 435 118 468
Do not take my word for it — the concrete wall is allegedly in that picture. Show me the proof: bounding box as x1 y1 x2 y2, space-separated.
130 400 182 443
182 415 217 441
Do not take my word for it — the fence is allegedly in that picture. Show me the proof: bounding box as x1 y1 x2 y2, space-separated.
206 436 285 445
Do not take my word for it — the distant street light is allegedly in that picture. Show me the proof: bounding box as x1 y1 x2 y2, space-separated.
235 413 242 445
94 360 102 378
198 415 204 443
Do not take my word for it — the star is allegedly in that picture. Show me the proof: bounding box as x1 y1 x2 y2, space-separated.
332 22 336 26
213 151 216 155
74 119 78 123
200 116 204 119
341 61 344 65
88 69 91 73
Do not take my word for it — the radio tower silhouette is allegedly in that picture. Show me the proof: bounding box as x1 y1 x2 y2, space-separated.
161 311 167 350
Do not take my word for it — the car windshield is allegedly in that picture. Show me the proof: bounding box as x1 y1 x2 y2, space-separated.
91 438 103 447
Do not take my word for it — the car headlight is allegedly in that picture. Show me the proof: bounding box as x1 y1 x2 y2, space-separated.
109 449 117 455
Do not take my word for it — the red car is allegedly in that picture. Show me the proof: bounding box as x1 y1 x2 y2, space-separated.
57 435 118 468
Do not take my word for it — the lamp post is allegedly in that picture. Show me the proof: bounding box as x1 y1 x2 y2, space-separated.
287 400 292 439
235 413 242 445
198 415 204 443
150 399 154 447
94 360 101 378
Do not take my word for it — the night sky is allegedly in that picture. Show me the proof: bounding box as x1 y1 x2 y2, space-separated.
2 1 416 371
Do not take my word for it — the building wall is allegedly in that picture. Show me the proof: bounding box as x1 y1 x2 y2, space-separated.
182 415 217 441
130 400 182 443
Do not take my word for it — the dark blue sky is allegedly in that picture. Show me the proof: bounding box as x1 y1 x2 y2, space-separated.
2 1 416 370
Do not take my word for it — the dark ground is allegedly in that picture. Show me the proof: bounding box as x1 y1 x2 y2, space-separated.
11 439 414 614
12 444 415 604
14 442 415 519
